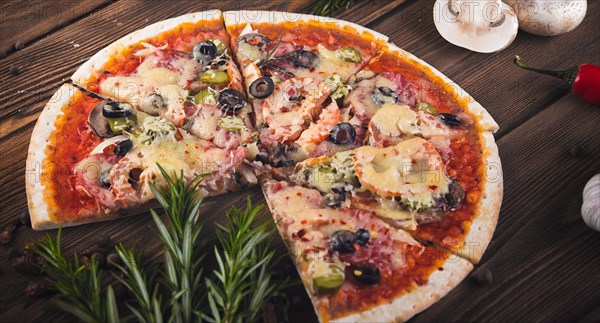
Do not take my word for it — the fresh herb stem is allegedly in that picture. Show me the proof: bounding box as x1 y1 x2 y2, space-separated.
148 165 206 323
33 164 292 322
34 227 120 322
203 197 291 323
312 0 358 16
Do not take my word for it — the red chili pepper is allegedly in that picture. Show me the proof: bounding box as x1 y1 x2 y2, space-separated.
514 55 600 106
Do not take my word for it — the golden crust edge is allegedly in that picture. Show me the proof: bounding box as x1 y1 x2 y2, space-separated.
26 84 76 230
457 131 503 264
71 10 223 87
261 181 474 323
223 10 389 45
335 256 473 322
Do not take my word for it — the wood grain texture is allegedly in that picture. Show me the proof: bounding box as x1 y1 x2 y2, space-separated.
0 0 113 54
368 0 600 139
2 0 600 321
411 93 600 323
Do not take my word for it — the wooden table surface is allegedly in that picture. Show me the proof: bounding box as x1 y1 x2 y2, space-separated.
1 0 599 321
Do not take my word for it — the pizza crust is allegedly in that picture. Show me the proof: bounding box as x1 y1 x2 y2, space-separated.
71 10 223 87
223 10 388 45
25 84 160 230
26 84 75 230
337 256 473 322
381 44 499 133
457 131 503 263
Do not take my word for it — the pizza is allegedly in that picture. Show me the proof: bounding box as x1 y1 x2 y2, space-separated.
25 10 503 322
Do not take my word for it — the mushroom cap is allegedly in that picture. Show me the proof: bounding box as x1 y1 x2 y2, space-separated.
505 0 587 36
433 0 519 53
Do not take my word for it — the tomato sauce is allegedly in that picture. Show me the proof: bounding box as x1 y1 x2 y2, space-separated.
43 91 102 221
44 19 228 221
227 20 383 58
368 49 486 253
84 19 228 93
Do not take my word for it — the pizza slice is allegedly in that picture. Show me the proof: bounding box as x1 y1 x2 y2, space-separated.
262 180 473 322
26 81 260 230
71 11 257 153
223 11 388 166
301 44 502 263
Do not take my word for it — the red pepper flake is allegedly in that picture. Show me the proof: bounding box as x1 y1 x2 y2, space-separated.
300 220 307 225
296 192 302 196
429 185 438 190
331 219 336 224
340 220 347 225
438 267 444 271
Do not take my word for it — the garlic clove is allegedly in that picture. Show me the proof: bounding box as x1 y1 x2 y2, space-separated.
581 174 600 232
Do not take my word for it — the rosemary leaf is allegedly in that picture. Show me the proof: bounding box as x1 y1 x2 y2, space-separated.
312 0 358 16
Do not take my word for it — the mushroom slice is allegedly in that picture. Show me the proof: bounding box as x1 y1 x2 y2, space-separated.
88 100 113 138
433 0 519 53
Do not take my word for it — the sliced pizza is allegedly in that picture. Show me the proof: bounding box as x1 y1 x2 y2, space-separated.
71 11 257 153
223 11 388 165
262 180 473 322
295 44 502 263
25 85 259 230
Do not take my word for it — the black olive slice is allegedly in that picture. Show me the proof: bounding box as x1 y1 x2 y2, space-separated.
287 50 319 69
88 100 113 138
193 40 217 65
324 192 346 208
438 113 461 127
329 122 356 145
372 86 399 105
100 168 112 188
102 101 133 118
145 93 165 115
329 230 357 254
355 229 370 246
249 76 275 99
351 265 380 284
114 139 133 156
218 89 246 115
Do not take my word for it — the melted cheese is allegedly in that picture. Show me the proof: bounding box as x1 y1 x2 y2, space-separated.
370 103 455 139
354 138 450 207
293 45 361 82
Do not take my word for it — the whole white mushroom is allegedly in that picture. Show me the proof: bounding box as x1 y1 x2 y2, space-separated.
504 0 587 36
433 0 519 53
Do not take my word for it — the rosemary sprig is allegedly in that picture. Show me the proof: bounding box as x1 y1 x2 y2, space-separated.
111 245 162 323
33 164 291 322
148 166 206 323
34 227 120 322
203 197 291 323
312 0 357 16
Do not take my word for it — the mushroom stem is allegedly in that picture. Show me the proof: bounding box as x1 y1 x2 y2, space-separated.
447 0 460 16
514 55 577 85
489 11 506 28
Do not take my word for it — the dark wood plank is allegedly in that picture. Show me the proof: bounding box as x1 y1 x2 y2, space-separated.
367 0 600 139
411 93 600 322
0 1 400 321
0 0 113 54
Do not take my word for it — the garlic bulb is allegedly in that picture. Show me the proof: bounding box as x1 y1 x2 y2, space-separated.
582 174 600 231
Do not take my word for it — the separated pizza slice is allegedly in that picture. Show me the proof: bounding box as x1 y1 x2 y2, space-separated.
262 180 473 322
292 43 503 264
223 11 388 166
25 83 263 230
71 11 259 155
